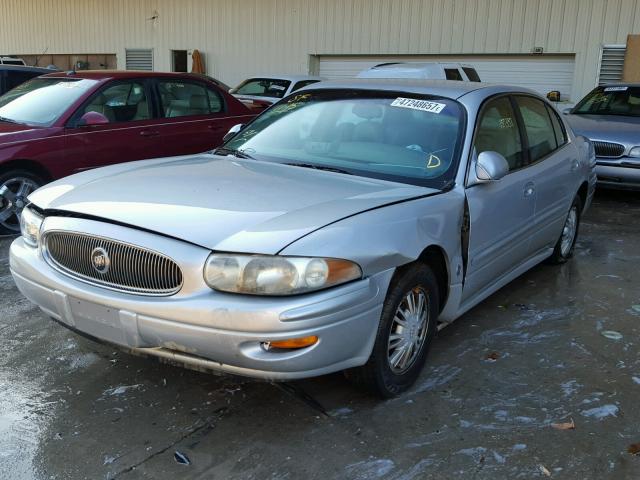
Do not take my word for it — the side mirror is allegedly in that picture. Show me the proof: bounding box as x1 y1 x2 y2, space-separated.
475 151 509 182
546 90 561 102
562 107 572 115
77 111 109 127
223 123 244 143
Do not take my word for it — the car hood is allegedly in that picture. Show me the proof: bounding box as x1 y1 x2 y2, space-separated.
565 114 640 145
0 121 44 143
29 154 434 254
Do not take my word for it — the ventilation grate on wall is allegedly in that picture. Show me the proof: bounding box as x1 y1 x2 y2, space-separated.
598 45 626 85
125 49 153 71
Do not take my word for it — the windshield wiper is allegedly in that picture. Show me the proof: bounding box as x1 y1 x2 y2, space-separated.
284 162 353 175
213 147 255 160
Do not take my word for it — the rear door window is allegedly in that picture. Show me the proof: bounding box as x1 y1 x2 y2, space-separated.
444 68 463 81
545 104 567 148
463 67 481 82
158 80 223 117
514 96 559 163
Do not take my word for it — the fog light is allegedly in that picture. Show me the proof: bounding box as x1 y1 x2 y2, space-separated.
263 336 318 350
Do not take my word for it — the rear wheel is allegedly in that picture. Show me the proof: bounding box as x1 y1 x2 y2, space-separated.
547 194 582 264
0 170 43 235
345 263 439 398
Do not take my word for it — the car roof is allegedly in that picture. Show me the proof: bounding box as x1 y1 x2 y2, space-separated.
598 82 640 88
300 78 535 100
369 62 474 70
0 65 54 73
40 70 214 81
243 75 325 82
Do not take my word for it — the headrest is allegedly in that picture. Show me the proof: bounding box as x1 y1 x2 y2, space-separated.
190 94 208 109
352 103 383 120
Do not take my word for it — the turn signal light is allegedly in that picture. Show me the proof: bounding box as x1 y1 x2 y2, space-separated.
264 336 318 350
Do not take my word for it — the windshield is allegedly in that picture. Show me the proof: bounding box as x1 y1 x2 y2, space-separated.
0 78 98 126
572 86 640 117
232 78 291 98
224 90 465 189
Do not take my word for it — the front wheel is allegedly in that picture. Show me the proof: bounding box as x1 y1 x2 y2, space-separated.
0 170 44 235
344 263 439 398
547 194 582 264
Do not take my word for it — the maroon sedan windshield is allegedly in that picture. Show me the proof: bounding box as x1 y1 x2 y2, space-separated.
0 78 98 127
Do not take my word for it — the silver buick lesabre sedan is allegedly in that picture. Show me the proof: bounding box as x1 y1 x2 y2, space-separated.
564 83 640 190
10 80 596 397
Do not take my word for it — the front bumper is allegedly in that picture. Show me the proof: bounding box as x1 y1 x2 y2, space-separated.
596 158 640 190
10 218 391 380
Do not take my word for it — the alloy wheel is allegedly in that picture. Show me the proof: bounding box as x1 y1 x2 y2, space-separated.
0 176 40 233
560 206 578 257
387 286 430 374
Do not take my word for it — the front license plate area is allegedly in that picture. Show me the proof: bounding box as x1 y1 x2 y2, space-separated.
69 297 126 346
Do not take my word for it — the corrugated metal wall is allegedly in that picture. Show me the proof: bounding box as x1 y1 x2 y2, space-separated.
1 0 639 98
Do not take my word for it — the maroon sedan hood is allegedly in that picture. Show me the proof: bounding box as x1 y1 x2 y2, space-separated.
0 121 49 145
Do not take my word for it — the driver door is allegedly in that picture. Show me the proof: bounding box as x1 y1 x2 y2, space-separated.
462 95 537 303
63 79 165 173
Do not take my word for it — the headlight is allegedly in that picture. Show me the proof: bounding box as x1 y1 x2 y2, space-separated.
629 146 640 158
204 254 362 295
20 207 43 248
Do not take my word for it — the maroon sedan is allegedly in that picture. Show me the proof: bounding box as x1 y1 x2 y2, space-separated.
0 70 255 233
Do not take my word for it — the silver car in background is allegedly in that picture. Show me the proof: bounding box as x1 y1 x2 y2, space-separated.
565 83 640 190
10 80 596 397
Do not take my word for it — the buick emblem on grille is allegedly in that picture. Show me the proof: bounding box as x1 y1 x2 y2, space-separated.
91 247 110 274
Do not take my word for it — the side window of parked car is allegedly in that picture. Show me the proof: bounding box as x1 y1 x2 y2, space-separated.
6 71 39 91
80 81 150 123
474 97 524 171
158 80 223 117
444 68 463 81
514 96 559 163
545 104 567 148
291 80 320 92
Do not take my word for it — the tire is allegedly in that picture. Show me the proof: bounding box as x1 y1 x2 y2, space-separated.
0 170 44 235
344 263 439 398
547 194 582 265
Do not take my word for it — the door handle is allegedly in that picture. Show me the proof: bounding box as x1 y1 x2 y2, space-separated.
523 182 535 197
139 130 160 137
570 159 580 171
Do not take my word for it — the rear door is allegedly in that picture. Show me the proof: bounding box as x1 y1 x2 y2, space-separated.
153 78 235 156
462 95 537 302
64 78 164 172
512 95 576 253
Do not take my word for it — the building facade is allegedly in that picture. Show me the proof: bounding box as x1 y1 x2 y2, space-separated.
1 0 640 102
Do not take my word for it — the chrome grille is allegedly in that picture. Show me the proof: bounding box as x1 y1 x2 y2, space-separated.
593 141 625 158
43 231 183 296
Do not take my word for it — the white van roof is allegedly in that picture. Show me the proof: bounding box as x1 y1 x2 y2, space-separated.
357 62 475 79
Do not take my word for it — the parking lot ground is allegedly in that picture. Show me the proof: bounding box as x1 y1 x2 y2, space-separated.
1 189 640 480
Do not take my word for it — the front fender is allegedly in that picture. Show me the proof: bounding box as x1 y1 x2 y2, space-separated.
280 188 466 316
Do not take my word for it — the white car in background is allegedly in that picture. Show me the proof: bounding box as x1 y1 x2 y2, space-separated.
0 56 27 66
358 62 481 82
230 75 325 111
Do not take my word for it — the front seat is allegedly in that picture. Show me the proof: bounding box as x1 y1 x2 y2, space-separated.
84 94 114 122
188 94 209 116
352 103 384 142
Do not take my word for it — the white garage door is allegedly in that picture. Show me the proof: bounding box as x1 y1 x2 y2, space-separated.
318 54 576 101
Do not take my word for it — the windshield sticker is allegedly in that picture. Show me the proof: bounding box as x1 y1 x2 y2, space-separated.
604 86 628 92
426 154 441 169
499 117 514 129
391 97 446 114
269 85 286 91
